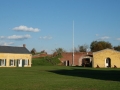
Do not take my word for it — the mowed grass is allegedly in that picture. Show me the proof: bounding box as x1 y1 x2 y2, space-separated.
0 66 120 90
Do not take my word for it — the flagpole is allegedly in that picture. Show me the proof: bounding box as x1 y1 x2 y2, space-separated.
72 20 74 66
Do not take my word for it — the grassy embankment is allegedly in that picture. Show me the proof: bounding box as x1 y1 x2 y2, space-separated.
32 54 61 66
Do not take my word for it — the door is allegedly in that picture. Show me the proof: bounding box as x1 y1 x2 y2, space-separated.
18 59 22 67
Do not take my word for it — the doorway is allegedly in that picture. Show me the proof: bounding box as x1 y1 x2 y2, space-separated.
64 60 69 66
82 58 92 67
105 58 111 67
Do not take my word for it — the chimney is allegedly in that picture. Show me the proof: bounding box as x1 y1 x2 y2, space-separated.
23 44 26 47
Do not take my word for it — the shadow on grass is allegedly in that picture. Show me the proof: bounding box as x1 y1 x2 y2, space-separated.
48 68 120 82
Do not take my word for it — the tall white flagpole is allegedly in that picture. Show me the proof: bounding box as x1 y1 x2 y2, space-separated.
72 20 74 66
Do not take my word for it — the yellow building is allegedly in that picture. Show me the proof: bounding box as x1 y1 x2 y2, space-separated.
93 48 120 68
0 44 32 67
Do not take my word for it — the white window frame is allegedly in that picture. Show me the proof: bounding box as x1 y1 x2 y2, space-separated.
25 59 28 66
0 59 6 66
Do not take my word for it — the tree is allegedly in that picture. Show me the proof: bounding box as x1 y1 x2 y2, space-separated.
74 44 88 52
78 44 88 52
52 48 65 57
114 45 120 51
40 50 47 54
90 41 112 52
31 48 36 55
54 48 66 54
74 47 79 52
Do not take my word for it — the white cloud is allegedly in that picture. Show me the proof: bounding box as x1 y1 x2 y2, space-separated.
116 38 120 41
0 36 5 39
40 36 52 40
99 36 110 40
13 25 40 32
7 34 31 40
95 34 99 36
0 34 31 40
0 41 14 46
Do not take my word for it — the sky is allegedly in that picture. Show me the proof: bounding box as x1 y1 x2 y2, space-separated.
0 0 120 53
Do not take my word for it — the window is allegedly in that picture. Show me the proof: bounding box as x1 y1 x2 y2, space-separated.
0 59 6 66
10 59 15 66
25 59 28 65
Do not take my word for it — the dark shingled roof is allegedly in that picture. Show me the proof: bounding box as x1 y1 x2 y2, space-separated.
0 46 31 54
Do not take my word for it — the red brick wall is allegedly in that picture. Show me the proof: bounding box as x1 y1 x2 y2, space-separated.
32 52 93 66
60 52 93 66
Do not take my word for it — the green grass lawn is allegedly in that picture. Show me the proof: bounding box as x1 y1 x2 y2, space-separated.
0 66 120 90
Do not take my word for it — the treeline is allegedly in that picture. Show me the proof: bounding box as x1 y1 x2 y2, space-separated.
31 40 120 55
91 41 120 51
75 40 120 52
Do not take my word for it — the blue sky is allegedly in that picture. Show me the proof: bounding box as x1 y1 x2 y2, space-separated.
0 0 120 53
